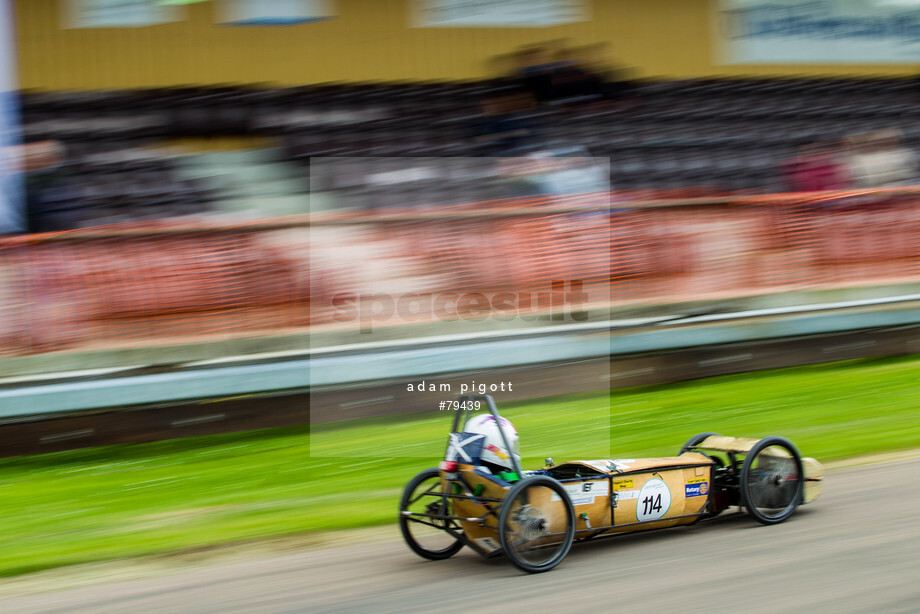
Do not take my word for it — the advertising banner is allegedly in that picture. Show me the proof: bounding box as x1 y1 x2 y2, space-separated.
716 0 920 64
63 0 184 29
411 0 588 28
217 0 335 25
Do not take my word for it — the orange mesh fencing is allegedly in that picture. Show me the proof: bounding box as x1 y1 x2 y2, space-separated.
309 188 920 329
3 188 920 356
0 221 309 355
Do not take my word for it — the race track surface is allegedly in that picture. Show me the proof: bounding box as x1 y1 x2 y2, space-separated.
2 459 918 614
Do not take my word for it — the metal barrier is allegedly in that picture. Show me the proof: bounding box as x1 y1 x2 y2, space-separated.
3 187 920 356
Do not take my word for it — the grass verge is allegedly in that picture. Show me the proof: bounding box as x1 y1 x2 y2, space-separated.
1 355 919 578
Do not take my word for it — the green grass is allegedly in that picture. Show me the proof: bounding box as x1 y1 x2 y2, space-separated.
1 355 919 578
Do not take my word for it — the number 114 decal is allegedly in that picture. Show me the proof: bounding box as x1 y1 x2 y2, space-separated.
636 478 671 522
641 493 663 515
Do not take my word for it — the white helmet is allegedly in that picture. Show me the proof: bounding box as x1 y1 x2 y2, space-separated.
464 413 520 472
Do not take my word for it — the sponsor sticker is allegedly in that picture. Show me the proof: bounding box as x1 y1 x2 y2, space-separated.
687 477 707 484
685 482 709 497
474 537 500 552
614 489 639 500
552 480 609 506
613 479 634 490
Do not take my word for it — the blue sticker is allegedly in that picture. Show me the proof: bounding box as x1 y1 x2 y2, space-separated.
685 482 709 497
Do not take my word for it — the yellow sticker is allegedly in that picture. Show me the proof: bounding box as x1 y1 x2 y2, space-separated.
687 477 707 484
613 479 634 490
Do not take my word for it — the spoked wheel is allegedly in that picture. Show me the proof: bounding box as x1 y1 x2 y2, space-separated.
498 476 575 573
680 432 719 454
741 437 804 525
399 468 464 560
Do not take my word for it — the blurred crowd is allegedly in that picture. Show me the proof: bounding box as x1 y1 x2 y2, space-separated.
782 129 918 192
7 139 216 234
8 56 920 234
491 40 637 108
474 40 637 157
1 140 66 232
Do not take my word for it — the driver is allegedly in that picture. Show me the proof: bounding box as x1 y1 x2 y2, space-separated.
464 414 521 479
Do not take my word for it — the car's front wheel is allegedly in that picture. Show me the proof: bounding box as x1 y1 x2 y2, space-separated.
399 468 464 560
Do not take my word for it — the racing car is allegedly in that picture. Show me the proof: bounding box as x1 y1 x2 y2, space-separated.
399 395 824 573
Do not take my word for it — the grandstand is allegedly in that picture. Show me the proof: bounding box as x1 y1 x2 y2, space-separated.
18 76 920 217
4 0 920 360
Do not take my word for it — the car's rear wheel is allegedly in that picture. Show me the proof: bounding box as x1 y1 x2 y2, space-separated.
740 437 804 525
399 468 464 560
498 476 575 573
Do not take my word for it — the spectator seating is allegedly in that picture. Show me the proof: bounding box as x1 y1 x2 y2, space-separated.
18 77 920 221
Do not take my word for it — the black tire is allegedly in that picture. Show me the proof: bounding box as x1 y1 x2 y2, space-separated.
498 476 575 573
680 432 720 454
399 468 464 560
740 437 804 525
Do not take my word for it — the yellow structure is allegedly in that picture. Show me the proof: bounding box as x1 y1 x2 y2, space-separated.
15 0 920 90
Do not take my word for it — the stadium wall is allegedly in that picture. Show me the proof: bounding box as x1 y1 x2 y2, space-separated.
15 0 920 91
